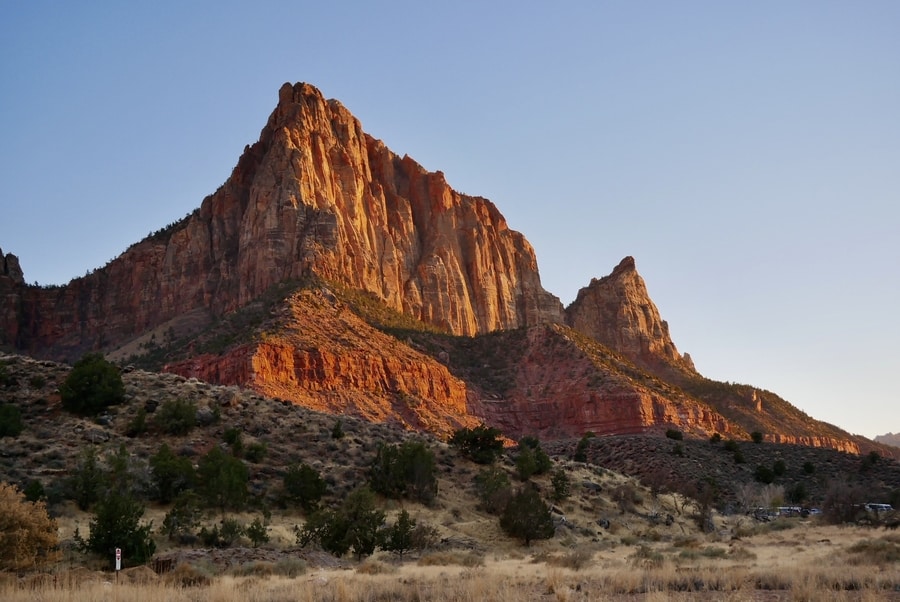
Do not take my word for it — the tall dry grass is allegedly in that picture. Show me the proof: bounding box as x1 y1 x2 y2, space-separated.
2 561 897 601
2 525 898 601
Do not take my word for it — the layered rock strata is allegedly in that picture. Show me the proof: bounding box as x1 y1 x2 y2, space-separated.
1 83 561 360
469 325 731 440
565 256 695 374
164 289 476 438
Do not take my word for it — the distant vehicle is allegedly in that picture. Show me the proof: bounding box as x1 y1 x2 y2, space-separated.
864 503 894 512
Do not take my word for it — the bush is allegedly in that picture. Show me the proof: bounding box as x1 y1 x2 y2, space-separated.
125 407 147 437
369 441 437 504
450 424 504 464
381 509 416 558
150 443 195 503
153 399 197 435
665 429 683 441
822 481 866 524
515 437 552 481
573 433 593 462
161 492 203 541
754 465 775 484
297 486 384 560
0 482 59 570
861 451 881 472
500 487 555 546
245 442 267 463
69 446 104 510
802 461 815 475
246 517 269 548
474 466 512 514
199 518 245 548
60 353 125 416
772 459 786 476
197 446 249 511
550 468 571 503
283 463 327 512
23 479 45 502
0 403 23 438
751 431 764 444
786 482 807 504
331 419 345 439
0 361 11 387
78 489 155 566
709 433 722 444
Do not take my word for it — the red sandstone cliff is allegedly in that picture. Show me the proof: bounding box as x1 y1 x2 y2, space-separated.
0 83 879 455
467 325 731 441
164 288 477 438
0 83 561 360
565 256 695 376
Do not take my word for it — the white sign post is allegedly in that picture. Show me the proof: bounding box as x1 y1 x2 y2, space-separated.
115 547 121 572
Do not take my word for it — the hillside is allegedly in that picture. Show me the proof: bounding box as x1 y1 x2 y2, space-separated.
1 351 898 580
0 352 707 566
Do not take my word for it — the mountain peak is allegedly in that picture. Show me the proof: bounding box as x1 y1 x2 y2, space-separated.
612 255 636 274
566 257 694 375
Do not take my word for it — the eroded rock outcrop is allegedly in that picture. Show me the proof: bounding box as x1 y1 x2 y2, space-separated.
2 83 562 360
565 257 695 375
165 289 476 438
469 325 731 440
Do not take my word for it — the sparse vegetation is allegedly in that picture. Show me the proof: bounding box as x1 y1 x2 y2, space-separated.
152 398 198 435
0 352 897 599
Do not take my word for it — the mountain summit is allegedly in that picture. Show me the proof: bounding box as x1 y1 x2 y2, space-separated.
0 83 891 456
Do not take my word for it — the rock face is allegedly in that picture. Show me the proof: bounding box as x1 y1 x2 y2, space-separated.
0 249 25 350
565 256 695 375
0 83 878 455
1 83 562 360
875 433 900 449
164 288 476 439
468 325 731 441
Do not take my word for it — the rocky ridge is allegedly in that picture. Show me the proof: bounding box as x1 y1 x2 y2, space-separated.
0 83 562 360
0 82 887 455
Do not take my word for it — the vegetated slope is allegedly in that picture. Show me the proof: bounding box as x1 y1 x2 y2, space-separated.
547 434 900 514
0 352 713 570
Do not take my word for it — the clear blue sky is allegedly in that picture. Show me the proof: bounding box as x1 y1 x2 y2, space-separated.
2 2 898 439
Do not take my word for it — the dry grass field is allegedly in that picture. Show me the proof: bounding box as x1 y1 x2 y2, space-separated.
2 523 898 601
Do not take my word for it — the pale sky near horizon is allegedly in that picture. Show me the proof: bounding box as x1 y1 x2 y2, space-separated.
1 2 898 439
